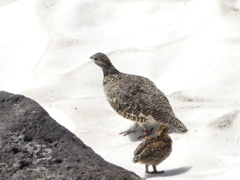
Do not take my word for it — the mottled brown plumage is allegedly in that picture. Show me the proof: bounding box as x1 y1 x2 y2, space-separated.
133 125 172 173
90 52 187 137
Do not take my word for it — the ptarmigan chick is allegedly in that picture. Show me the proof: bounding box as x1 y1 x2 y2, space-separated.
133 125 172 174
90 52 187 137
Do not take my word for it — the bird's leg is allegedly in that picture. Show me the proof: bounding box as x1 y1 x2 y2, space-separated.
137 124 154 139
119 122 139 136
150 165 164 174
145 165 150 173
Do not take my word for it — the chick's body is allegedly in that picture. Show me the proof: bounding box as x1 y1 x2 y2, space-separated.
133 125 172 173
90 52 187 136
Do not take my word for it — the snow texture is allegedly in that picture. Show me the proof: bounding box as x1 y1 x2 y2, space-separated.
1 0 240 179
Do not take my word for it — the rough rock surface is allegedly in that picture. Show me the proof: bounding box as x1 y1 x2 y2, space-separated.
0 91 141 180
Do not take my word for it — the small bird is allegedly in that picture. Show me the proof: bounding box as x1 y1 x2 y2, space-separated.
133 125 172 174
90 52 187 137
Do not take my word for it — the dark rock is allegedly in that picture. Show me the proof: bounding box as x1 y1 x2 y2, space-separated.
0 91 141 180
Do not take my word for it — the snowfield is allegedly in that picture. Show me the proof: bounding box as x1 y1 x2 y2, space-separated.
1 0 240 179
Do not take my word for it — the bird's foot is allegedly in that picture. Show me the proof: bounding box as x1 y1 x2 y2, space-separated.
146 170 165 174
137 128 154 139
120 122 139 136
119 130 135 136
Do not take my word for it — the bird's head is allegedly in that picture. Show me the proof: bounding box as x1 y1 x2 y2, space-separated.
90 52 111 68
90 52 119 76
156 125 170 136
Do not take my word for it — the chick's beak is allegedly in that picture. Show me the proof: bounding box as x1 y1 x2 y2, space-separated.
165 126 171 133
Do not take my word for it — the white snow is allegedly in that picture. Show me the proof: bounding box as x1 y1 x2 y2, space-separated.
1 0 240 179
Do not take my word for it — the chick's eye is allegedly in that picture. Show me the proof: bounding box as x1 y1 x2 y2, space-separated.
94 58 98 61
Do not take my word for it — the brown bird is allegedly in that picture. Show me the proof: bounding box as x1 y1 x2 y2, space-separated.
133 125 172 173
90 52 187 137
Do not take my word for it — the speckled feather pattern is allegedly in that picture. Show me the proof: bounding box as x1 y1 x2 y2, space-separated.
133 133 172 165
104 73 175 124
90 52 187 132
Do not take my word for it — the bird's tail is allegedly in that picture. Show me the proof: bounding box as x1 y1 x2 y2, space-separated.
169 117 188 132
133 156 140 163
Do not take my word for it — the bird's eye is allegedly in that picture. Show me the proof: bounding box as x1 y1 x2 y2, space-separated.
94 58 98 61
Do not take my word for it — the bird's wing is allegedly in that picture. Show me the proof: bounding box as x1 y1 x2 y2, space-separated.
134 135 155 155
135 141 167 161
110 74 171 116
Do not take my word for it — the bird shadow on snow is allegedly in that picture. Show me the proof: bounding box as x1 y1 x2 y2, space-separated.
144 166 192 179
127 124 185 142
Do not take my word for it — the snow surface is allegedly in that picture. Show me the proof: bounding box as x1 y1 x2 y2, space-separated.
1 0 240 179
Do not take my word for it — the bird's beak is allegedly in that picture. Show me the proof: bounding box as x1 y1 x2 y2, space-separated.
165 126 171 133
89 54 95 60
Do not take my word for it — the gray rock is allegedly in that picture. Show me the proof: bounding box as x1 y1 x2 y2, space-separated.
0 91 141 180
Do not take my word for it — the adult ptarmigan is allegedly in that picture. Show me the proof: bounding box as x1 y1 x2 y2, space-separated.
133 125 172 173
90 52 187 137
